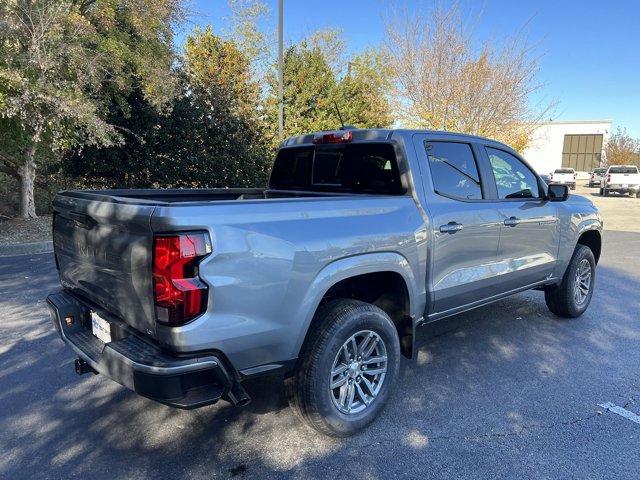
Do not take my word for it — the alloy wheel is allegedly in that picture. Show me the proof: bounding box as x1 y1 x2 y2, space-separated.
574 258 592 305
329 330 388 415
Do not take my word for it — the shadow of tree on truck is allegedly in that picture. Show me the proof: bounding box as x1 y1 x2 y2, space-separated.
1 231 640 479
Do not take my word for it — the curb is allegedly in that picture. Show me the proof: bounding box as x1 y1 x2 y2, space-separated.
0 241 53 257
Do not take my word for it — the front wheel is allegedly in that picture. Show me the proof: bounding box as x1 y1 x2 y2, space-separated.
288 299 401 437
545 245 596 318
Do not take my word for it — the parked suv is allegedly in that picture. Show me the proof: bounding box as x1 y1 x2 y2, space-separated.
47 129 602 436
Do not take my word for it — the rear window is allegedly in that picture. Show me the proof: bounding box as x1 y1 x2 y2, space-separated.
608 166 639 174
555 169 574 174
594 168 607 173
269 143 403 194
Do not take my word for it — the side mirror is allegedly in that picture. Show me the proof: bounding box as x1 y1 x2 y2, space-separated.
547 184 569 202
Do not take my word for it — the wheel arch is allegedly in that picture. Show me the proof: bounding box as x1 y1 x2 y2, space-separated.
291 253 418 363
576 229 602 264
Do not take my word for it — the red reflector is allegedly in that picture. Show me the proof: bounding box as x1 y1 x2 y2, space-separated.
312 130 353 144
153 232 212 326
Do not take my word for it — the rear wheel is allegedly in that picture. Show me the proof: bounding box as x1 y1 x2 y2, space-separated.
599 188 604 195
603 188 609 197
545 245 596 318
288 299 400 437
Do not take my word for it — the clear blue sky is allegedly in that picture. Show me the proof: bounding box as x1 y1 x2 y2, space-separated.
186 0 640 137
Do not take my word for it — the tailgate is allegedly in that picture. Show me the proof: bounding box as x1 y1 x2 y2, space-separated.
53 193 158 338
554 174 572 181
610 173 640 184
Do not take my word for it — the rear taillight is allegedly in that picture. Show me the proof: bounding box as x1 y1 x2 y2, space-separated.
153 232 212 326
607 174 611 183
573 173 576 180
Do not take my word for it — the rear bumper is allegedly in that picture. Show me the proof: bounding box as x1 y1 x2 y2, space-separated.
47 290 249 409
605 185 640 193
550 181 575 188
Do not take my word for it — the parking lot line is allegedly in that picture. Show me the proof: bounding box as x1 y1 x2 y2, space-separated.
599 402 640 425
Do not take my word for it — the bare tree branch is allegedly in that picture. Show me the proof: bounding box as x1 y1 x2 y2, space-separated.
384 1 556 151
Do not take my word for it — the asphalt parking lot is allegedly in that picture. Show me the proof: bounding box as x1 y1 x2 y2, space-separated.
575 183 640 233
2 185 640 479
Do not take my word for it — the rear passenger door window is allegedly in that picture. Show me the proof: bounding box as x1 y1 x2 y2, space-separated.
486 147 540 199
425 141 482 200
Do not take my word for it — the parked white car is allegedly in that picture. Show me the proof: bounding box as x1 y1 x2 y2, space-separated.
549 168 576 190
600 165 640 197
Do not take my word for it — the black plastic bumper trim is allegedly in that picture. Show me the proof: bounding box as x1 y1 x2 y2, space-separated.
47 290 248 409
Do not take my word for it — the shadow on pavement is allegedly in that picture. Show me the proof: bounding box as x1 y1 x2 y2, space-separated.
1 232 640 479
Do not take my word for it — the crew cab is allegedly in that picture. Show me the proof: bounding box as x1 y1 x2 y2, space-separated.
549 168 577 190
600 165 640 197
47 129 602 436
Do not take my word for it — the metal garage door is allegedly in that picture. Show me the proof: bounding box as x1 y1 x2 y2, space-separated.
562 134 603 171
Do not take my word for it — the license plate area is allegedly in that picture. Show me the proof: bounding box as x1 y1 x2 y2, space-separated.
91 311 112 344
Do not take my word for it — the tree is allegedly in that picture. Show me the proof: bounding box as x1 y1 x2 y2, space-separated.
0 0 116 218
63 27 272 189
384 2 553 151
604 127 640 166
184 26 263 124
334 50 393 129
0 0 184 218
226 0 272 83
272 39 338 137
265 31 393 140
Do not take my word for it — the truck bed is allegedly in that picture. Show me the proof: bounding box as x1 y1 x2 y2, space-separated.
51 187 406 341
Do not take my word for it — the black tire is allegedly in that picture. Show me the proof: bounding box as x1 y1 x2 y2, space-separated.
288 299 401 437
636 190 640 198
603 188 609 197
545 244 596 318
599 188 604 195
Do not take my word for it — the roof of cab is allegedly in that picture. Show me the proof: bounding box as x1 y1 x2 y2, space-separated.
281 128 515 151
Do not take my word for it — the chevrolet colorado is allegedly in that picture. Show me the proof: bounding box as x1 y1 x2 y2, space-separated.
47 129 602 436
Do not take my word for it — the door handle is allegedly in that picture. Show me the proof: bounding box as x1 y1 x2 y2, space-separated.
439 222 464 234
504 216 521 227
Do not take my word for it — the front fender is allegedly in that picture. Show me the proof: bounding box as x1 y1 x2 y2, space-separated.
554 204 602 278
289 252 419 359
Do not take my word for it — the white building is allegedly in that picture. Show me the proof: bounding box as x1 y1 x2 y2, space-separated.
522 120 612 176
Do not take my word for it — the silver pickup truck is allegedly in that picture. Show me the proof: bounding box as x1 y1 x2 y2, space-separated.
47 129 602 436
